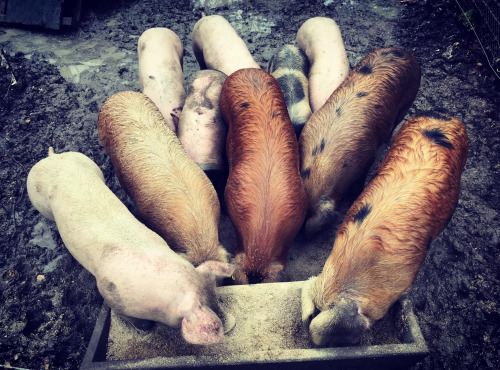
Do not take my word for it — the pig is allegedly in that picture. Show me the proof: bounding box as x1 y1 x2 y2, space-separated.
220 68 307 284
98 91 230 267
192 14 260 76
26 148 235 345
296 17 350 112
138 27 186 134
177 69 228 172
301 112 468 346
299 47 421 237
268 44 312 138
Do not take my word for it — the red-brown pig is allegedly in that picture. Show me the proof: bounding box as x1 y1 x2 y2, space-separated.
26 148 235 345
220 68 307 284
268 44 312 139
296 17 350 112
177 69 228 172
301 112 468 346
192 14 260 76
138 27 186 134
300 47 421 237
98 91 229 267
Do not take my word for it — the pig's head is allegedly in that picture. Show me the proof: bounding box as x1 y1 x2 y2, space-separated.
181 302 225 345
300 221 420 346
180 260 235 345
233 252 285 284
301 276 370 346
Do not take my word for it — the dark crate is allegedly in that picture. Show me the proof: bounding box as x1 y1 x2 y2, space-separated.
0 0 81 29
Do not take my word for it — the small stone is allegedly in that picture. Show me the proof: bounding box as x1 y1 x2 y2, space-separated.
37 274 45 281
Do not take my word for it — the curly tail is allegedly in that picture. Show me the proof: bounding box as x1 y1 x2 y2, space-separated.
304 197 336 238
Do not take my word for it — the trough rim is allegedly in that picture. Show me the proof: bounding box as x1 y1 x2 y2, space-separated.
80 281 429 369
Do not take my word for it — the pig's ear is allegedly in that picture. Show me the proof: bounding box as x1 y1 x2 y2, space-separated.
301 276 318 327
196 261 235 278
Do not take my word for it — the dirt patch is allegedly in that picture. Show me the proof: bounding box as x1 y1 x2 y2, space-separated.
1 0 499 369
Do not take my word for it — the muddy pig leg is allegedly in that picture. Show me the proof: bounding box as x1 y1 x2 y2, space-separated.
296 17 349 112
268 44 312 139
138 27 186 134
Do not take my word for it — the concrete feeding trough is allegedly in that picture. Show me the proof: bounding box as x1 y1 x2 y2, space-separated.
80 281 428 370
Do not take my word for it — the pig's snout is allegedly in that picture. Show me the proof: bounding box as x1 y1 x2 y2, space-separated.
233 253 285 285
181 303 225 345
307 297 370 347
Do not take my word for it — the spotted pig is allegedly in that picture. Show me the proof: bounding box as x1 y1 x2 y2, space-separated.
301 112 468 346
300 47 421 237
268 44 312 138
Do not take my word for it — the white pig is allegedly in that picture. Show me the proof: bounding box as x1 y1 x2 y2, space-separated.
192 14 260 76
26 148 234 345
296 17 350 112
177 69 228 172
138 27 186 134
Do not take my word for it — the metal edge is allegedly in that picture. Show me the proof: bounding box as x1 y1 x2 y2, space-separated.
80 302 111 369
401 298 429 354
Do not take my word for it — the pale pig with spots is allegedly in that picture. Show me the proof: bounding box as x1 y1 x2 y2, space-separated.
177 69 228 172
268 44 312 138
138 27 186 134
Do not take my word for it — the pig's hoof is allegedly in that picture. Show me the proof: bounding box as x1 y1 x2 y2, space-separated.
223 313 236 334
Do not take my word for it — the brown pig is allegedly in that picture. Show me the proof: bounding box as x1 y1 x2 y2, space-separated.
98 91 229 267
177 69 228 172
300 47 421 237
301 112 468 346
26 148 235 345
296 17 350 112
138 27 186 134
268 44 312 139
220 68 307 284
192 14 260 76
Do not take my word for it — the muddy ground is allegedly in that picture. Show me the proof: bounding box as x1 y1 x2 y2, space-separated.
1 0 499 369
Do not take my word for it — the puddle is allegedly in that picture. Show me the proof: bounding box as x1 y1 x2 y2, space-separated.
0 28 133 85
29 219 57 250
324 1 400 21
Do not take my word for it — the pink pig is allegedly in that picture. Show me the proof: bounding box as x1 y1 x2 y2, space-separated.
27 148 234 345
